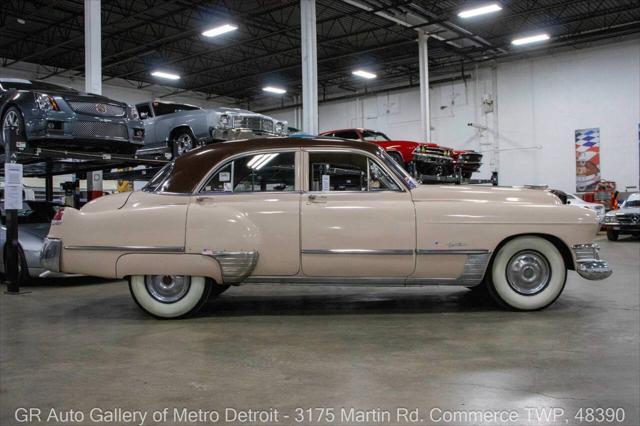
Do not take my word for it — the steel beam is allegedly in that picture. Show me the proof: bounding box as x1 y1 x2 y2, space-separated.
300 0 318 134
84 0 103 200
418 29 431 142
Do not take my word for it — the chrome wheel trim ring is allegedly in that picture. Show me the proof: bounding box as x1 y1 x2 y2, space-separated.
144 275 191 303
175 133 193 156
505 250 551 296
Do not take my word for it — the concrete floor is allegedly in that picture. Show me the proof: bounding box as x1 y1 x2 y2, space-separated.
1 237 638 426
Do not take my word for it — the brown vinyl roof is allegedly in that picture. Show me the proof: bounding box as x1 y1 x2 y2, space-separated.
163 136 381 193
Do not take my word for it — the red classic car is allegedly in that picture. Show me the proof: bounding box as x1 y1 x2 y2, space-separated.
320 128 482 178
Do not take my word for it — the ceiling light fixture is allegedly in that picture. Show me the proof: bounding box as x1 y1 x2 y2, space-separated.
202 24 238 38
458 3 502 18
352 69 376 79
263 86 286 94
511 33 550 46
151 71 180 80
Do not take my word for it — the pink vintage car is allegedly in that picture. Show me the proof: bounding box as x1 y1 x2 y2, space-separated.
41 137 611 318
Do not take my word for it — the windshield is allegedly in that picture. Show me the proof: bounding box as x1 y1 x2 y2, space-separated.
153 102 201 116
362 130 390 141
379 150 418 189
622 199 640 208
0 80 78 92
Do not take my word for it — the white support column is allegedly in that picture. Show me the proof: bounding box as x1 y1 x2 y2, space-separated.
418 29 431 142
85 0 102 198
300 0 318 135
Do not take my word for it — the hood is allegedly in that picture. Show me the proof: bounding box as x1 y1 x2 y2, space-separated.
609 206 640 215
59 92 127 106
410 185 563 205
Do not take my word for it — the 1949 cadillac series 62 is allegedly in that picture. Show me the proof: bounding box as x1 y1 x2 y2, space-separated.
40 137 612 318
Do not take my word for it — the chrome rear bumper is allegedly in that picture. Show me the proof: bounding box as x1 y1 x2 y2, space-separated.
40 238 61 273
572 243 613 280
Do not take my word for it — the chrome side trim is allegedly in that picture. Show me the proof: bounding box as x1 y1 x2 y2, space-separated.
64 245 185 253
407 252 492 286
201 250 259 283
416 249 491 255
302 249 414 255
244 276 407 286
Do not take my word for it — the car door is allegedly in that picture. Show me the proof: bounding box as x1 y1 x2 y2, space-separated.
136 102 158 146
300 148 416 278
185 149 302 277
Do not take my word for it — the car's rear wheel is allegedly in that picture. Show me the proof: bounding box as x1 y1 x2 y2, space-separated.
171 130 195 158
607 230 619 241
485 236 566 311
1 107 26 151
129 275 212 318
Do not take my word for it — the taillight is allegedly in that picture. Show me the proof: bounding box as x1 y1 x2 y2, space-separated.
52 208 64 225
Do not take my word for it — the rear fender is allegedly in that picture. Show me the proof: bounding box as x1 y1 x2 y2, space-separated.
116 253 223 283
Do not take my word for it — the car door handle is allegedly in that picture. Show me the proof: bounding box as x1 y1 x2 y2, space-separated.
195 196 213 203
308 194 327 203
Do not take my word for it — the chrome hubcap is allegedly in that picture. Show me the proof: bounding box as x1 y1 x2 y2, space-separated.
145 275 191 303
175 133 193 156
506 250 551 295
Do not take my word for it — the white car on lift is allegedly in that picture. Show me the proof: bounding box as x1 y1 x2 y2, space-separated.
565 193 605 223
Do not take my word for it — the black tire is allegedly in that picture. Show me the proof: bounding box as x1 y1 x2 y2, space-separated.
170 129 196 158
607 230 619 241
3 244 30 283
209 284 230 299
1 106 27 152
462 171 473 179
484 237 567 311
129 275 213 319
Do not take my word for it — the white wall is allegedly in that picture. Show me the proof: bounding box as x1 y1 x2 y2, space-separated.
496 40 640 192
268 39 640 192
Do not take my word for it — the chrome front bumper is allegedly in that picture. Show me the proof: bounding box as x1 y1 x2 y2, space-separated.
572 243 613 280
40 238 62 273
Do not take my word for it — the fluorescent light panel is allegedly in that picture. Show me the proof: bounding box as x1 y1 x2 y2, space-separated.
352 70 376 79
263 86 286 94
458 3 502 18
512 33 550 45
151 71 180 80
202 24 238 37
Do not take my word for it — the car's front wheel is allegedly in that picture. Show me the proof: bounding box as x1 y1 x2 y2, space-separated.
1 106 26 151
485 236 567 310
607 230 619 241
129 275 212 318
171 130 195 158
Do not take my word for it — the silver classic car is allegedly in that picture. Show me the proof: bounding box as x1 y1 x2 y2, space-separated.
1 78 144 154
135 100 288 157
604 192 640 240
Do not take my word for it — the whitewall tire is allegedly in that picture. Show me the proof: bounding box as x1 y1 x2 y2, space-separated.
486 237 567 311
129 275 211 318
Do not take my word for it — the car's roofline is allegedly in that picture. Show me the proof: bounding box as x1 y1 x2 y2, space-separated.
161 136 385 193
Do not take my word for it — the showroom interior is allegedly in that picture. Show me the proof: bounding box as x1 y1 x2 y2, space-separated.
1 0 639 425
